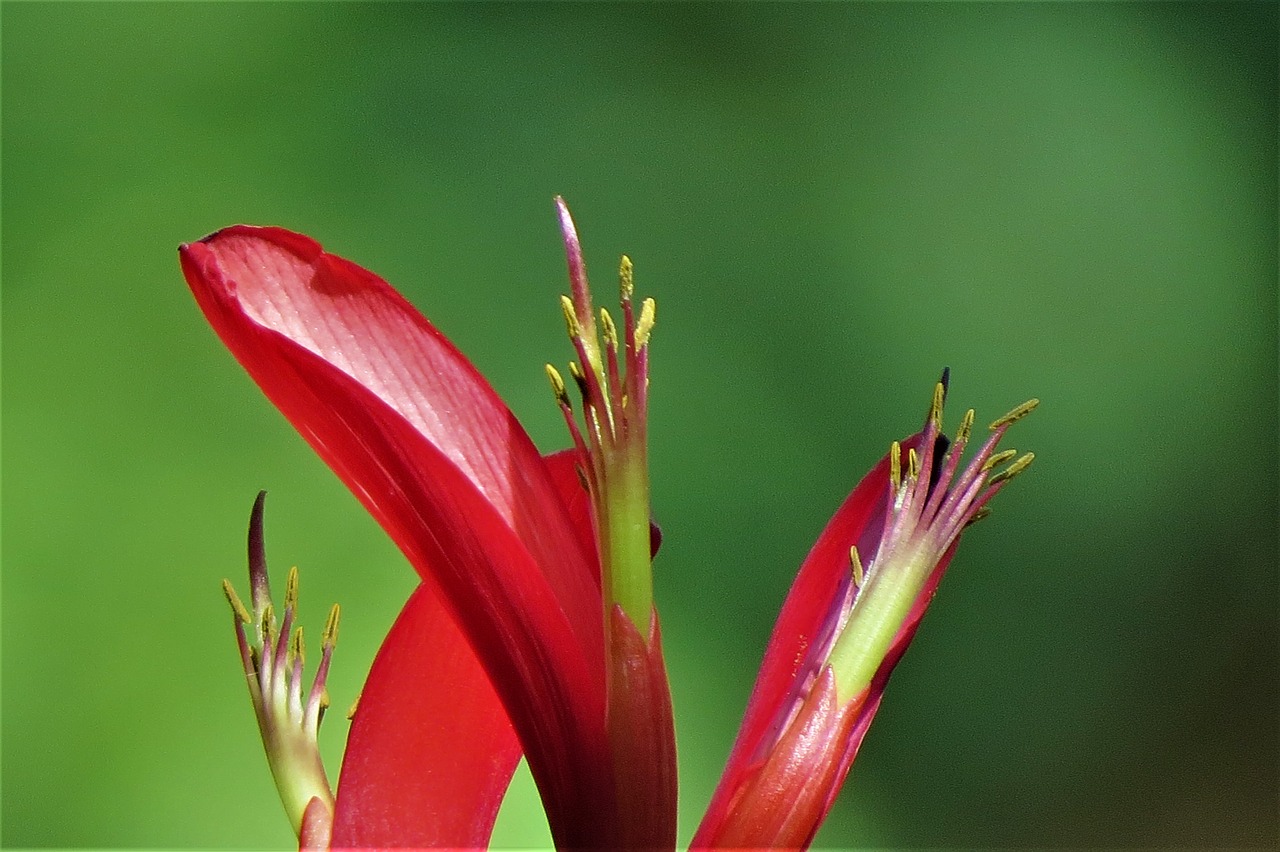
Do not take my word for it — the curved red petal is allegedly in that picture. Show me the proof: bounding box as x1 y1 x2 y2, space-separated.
181 228 614 844
333 584 520 849
181 227 600 652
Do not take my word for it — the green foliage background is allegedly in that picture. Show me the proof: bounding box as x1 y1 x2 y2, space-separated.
4 4 1275 848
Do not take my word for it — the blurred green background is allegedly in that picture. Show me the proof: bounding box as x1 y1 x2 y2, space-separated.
4 3 1275 849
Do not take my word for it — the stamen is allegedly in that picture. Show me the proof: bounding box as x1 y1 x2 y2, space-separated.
907 447 920 482
291 626 306 669
849 546 865 588
545 363 570 407
956 409 975 445
559 294 581 340
635 298 656 348
600 307 619 350
928 381 945 430
982 448 1018 471
987 451 1035 486
619 255 634 300
322 604 341 648
990 398 1040 430
223 579 252 625
260 603 276 647
889 441 902 491
285 565 300 613
346 694 360 721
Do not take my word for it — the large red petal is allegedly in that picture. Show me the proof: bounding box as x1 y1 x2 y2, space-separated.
333 584 520 850
181 228 613 845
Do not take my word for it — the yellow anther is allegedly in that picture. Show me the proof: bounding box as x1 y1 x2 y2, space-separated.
987 452 1035 485
929 381 945 429
849 546 865 588
635 297 656 348
223 579 252 624
982 448 1018 471
907 447 920 481
559 294 581 339
346 693 361 721
956 409 975 445
285 565 300 612
291 626 305 668
600 307 618 350
990 398 1040 430
889 441 902 489
323 603 341 648
545 363 570 406
260 603 276 645
619 255 634 300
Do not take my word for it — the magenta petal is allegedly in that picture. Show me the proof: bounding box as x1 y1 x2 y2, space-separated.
333 584 520 849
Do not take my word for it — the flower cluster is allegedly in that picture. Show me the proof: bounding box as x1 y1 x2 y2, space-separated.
182 199 1035 850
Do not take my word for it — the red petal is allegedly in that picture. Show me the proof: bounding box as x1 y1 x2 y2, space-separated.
693 670 860 850
332 584 520 849
696 436 925 846
540 449 598 585
181 228 613 843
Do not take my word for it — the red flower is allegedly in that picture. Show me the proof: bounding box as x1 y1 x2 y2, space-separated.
184 203 1035 851
693 381 1036 849
182 204 675 850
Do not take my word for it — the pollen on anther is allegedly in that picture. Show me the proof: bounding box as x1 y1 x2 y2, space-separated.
260 603 276 644
545 363 570 406
285 565 300 612
323 604 341 648
956 409 975 445
990 398 1040 430
635 298 656 348
291 626 306 667
889 441 902 490
223 579 252 624
600 307 618 349
982 448 1018 472
907 447 921 481
619 255 634 300
559 294 581 339
929 381 946 428
988 451 1035 485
